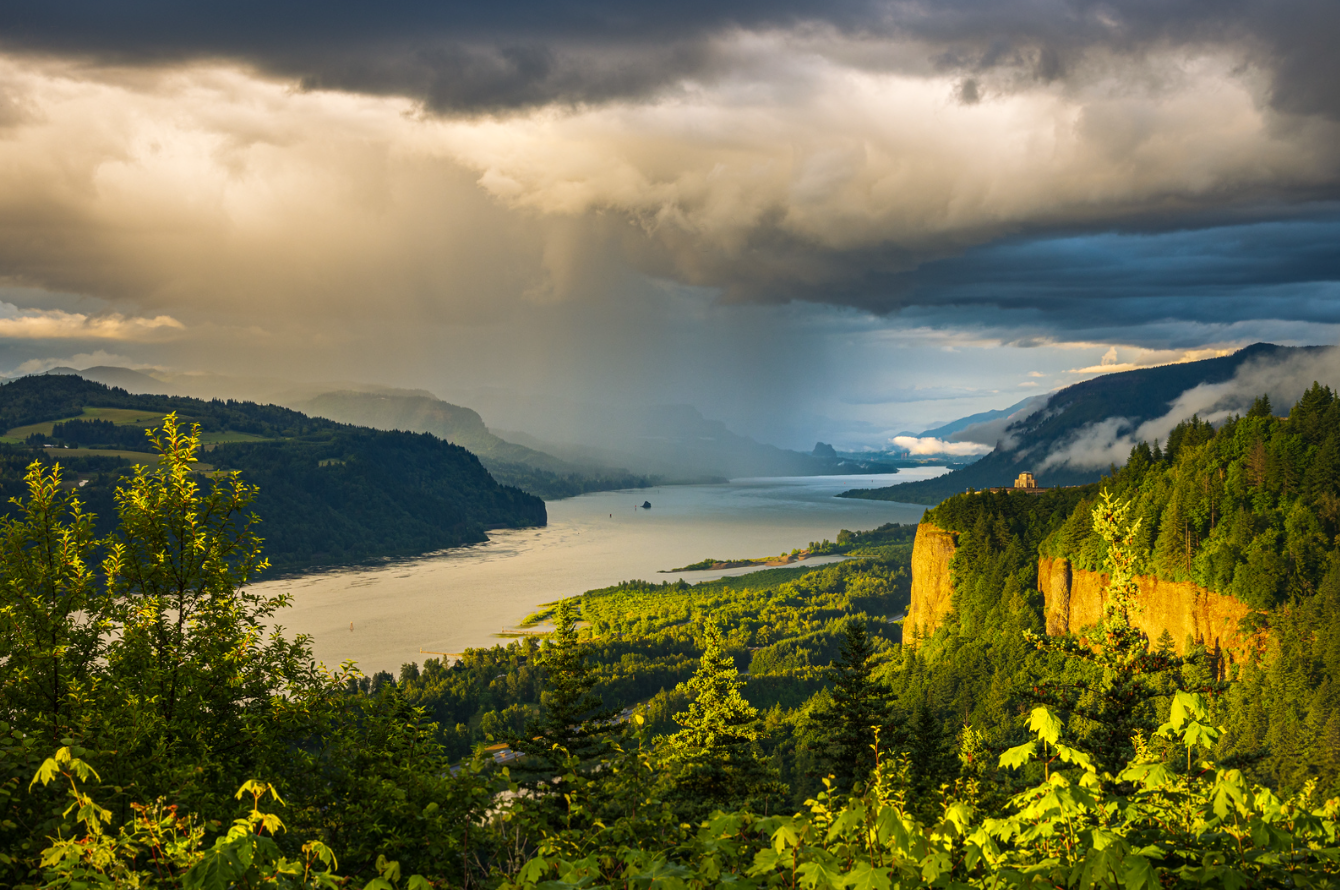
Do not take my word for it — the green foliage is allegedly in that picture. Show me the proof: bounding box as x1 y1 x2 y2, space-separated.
503 694 1340 890
510 599 617 781
660 626 785 821
0 463 105 748
1040 382 1340 610
27 747 368 889
286 675 493 882
801 620 895 793
0 416 492 884
1027 491 1208 777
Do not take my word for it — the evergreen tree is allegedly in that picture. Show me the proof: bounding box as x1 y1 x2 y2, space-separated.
510 598 615 778
904 698 957 821
661 625 783 821
806 619 892 791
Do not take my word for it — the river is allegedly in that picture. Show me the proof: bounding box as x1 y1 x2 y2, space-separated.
258 468 946 674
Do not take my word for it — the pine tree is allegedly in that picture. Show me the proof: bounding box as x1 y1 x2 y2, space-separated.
661 625 782 821
1249 394 1273 418
807 619 893 791
904 698 956 821
510 598 615 779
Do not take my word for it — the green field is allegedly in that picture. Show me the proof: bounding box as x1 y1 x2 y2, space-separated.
3 406 273 449
198 430 272 445
3 405 173 441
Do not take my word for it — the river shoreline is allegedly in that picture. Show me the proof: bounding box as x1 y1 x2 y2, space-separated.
259 470 946 674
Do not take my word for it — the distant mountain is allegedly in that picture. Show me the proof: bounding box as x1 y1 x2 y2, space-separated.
919 398 1035 439
841 343 1322 504
0 374 546 571
33 370 656 499
445 389 899 480
291 390 655 499
44 365 177 395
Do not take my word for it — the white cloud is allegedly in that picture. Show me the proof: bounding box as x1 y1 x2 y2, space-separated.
1040 344 1340 470
1066 346 1236 375
890 435 992 456
950 395 1052 448
0 303 183 341
5 350 165 377
437 35 1340 290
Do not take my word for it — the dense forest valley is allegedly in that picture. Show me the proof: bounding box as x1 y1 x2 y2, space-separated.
4 384 1340 886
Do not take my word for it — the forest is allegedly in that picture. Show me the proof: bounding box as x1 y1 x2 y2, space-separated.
0 375 546 571
3 388 1340 887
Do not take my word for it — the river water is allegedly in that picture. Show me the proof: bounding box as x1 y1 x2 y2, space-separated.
258 468 946 675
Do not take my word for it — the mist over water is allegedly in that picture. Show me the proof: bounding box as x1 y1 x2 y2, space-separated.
261 470 944 675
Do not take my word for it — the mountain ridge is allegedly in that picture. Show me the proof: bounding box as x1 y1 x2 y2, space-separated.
841 343 1322 504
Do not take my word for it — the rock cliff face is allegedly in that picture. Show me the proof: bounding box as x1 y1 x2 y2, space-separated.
1038 556 1257 660
905 520 1257 660
906 523 957 643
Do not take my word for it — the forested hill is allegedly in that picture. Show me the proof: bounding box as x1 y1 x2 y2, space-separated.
911 383 1340 792
291 389 656 499
0 374 546 571
841 342 1318 504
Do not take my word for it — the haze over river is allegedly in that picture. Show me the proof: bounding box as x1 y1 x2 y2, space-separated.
260 469 946 674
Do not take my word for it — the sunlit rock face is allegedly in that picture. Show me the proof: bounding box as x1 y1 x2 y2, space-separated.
905 522 1260 665
906 522 957 643
1038 556 1260 663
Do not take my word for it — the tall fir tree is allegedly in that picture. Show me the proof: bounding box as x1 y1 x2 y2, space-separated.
806 619 893 792
904 697 957 821
510 598 616 781
661 624 783 821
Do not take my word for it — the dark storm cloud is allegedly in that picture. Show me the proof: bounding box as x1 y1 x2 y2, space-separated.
0 0 854 110
777 211 1340 336
1 0 1337 115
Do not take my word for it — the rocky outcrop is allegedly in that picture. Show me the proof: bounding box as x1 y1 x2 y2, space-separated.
1038 556 1258 661
906 523 957 644
906 522 1259 661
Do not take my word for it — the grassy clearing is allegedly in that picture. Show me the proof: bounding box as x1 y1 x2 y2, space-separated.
4 407 272 449
199 430 271 444
4 406 172 440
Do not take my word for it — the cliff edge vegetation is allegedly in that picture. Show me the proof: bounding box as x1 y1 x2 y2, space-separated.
903 381 1340 793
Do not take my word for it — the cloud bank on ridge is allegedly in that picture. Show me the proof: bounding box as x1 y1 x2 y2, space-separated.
1038 345 1340 470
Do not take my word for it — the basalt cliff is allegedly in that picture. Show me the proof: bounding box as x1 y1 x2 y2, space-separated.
907 521 1257 660
906 523 958 643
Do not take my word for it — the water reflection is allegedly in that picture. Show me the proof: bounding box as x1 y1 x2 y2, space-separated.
259 469 945 674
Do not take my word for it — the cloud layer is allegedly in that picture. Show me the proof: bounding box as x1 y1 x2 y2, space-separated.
1039 345 1340 470
0 42 1335 326
2 0 1338 121
0 302 181 340
890 435 992 457
0 3 1337 449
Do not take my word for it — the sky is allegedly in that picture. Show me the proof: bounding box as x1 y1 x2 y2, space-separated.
0 1 1337 450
